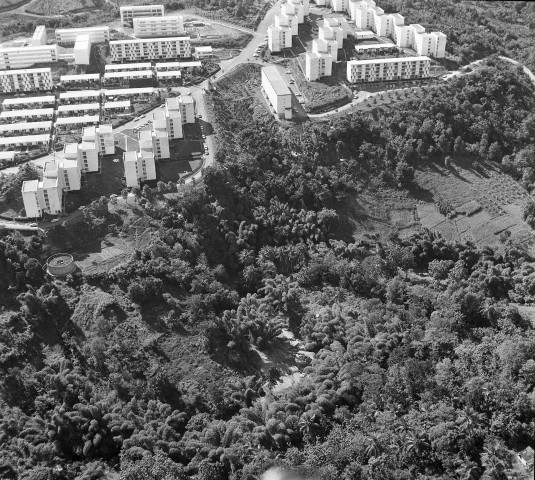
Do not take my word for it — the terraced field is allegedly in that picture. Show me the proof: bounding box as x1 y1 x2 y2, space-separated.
414 160 531 245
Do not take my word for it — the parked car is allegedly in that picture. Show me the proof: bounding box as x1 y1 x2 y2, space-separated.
79 206 85 210
202 135 206 139
289 79 295 84
51 218 59 223
30 223 38 227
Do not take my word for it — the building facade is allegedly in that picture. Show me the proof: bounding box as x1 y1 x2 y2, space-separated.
267 25 292 53
31 26 47 46
55 26 110 45
120 5 165 27
0 68 54 92
305 51 333 81
123 149 156 187
347 55 430 83
73 34 91 65
109 37 191 62
133 15 185 38
22 177 63 218
0 45 58 70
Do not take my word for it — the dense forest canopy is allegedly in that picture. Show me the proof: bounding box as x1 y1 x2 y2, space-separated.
1 55 534 480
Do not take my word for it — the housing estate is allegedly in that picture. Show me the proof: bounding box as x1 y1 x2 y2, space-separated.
55 26 110 45
346 55 430 83
109 37 192 62
133 15 185 38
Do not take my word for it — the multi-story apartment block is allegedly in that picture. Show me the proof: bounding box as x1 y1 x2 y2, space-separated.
22 177 63 218
167 95 195 124
73 34 91 65
59 90 101 104
31 26 47 47
267 25 293 53
324 17 349 39
319 25 344 46
103 70 154 84
282 1 304 24
0 68 53 93
331 0 348 12
123 149 156 187
139 126 169 160
109 37 191 62
120 5 165 27
275 13 299 36
347 55 430 83
162 98 184 138
82 124 115 156
261 66 292 120
133 15 185 38
55 26 110 45
305 51 333 81
313 38 339 62
60 73 101 88
44 155 82 192
0 45 58 70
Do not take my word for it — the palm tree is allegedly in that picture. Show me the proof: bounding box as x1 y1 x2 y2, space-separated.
403 431 431 457
481 442 511 480
365 434 384 459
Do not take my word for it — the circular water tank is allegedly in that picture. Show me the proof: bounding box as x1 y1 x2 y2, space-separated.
46 253 76 277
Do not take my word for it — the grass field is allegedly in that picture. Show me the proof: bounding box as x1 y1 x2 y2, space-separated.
0 0 30 13
26 0 101 15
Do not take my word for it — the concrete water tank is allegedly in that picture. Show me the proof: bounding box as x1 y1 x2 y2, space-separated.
46 253 76 277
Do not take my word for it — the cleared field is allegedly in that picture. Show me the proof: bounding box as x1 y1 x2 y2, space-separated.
413 160 531 246
26 0 100 15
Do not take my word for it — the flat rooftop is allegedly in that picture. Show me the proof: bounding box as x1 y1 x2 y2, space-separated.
103 100 131 108
3 96 55 105
120 4 164 10
123 150 138 163
156 70 181 77
0 121 52 132
64 143 79 155
57 103 100 111
347 55 430 65
155 61 201 69
60 74 100 81
104 70 153 78
103 87 154 96
56 26 109 33
55 115 100 125
98 124 113 133
0 151 15 159
0 134 50 145
262 66 291 97
59 90 101 99
0 108 54 117
110 36 190 44
105 62 152 70
22 179 39 192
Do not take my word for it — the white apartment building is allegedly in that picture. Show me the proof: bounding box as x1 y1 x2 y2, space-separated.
305 51 333 81
313 38 339 62
2 95 55 110
105 62 152 72
133 15 185 38
0 68 53 93
155 60 201 71
31 26 47 46
0 121 52 137
56 103 101 117
162 98 184 138
56 116 100 130
139 127 169 160
319 25 344 46
0 151 15 162
109 37 192 62
355 30 374 40
261 66 292 120
268 25 292 53
347 55 430 83
102 87 155 100
166 95 195 124
44 156 81 192
103 100 131 114
59 90 101 104
282 1 304 24
73 34 91 65
55 26 110 45
156 70 181 81
0 44 58 70
331 0 348 12
0 134 50 148
275 13 299 36
120 4 165 26
324 17 349 39
103 70 154 83
194 46 213 59
0 108 54 121
82 124 115 156
22 178 63 218
123 149 156 187
60 73 100 86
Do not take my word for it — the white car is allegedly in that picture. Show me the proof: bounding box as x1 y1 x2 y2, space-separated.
30 223 38 227
51 218 59 223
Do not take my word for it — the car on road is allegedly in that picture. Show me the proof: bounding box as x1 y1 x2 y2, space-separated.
198 114 202 118
30 223 38 227
253 53 259 58
286 70 291 74
160 104 165 108
202 135 206 139
289 79 295 84
51 218 59 223
79 206 85 211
